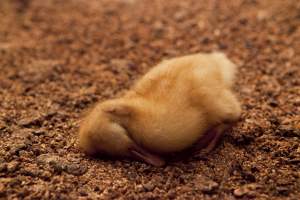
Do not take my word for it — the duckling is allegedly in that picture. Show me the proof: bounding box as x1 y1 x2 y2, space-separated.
78 52 241 166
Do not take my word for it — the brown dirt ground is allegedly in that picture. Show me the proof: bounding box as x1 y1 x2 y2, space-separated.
0 0 300 199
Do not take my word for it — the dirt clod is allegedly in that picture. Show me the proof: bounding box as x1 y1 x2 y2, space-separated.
199 180 219 193
66 163 88 176
143 182 155 192
233 183 260 198
6 161 20 173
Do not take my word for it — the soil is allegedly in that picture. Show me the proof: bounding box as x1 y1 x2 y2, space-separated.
0 0 299 199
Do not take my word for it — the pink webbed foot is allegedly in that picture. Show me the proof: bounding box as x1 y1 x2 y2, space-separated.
194 123 233 154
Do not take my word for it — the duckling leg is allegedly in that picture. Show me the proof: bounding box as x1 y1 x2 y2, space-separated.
194 123 232 154
201 124 231 153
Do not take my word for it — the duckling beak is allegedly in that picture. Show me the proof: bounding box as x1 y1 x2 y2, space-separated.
129 145 165 167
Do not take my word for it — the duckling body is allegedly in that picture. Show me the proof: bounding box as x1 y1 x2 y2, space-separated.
78 52 241 166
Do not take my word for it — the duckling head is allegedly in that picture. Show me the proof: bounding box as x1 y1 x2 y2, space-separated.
78 100 165 167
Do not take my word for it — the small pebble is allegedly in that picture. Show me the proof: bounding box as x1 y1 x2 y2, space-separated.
143 182 155 192
7 161 20 173
136 184 144 193
39 171 52 181
66 163 88 176
199 180 219 193
78 188 88 196
20 165 39 177
32 129 46 136
233 183 259 198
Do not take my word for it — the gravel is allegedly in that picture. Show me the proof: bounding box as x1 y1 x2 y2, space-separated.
0 0 299 199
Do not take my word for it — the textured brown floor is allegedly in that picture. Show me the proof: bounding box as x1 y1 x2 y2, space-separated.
0 0 299 199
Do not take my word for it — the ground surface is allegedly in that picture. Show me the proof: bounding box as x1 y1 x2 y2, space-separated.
0 0 299 199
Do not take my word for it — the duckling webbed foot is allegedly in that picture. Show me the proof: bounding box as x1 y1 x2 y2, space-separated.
195 123 232 154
